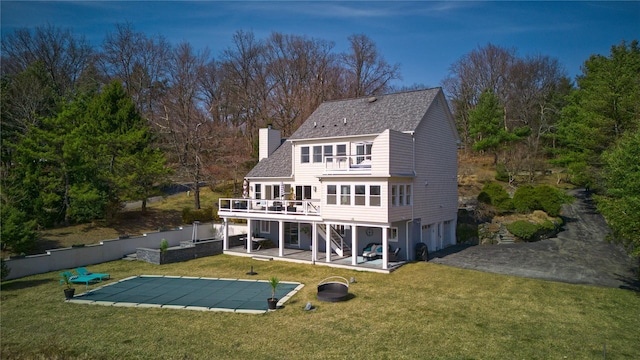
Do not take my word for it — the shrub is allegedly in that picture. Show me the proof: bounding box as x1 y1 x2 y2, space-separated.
181 207 214 224
495 163 510 182
513 185 537 213
512 184 570 217
478 182 513 212
160 239 169 253
506 220 540 242
534 185 567 217
1 258 10 281
506 219 558 242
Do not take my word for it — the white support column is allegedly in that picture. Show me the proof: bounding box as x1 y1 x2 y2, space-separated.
246 219 252 254
325 223 331 263
222 218 229 250
278 221 285 257
382 226 389 270
351 225 358 265
312 222 318 263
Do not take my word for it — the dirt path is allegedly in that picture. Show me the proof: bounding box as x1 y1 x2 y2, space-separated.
430 189 639 290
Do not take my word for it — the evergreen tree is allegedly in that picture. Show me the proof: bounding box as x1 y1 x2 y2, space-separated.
554 40 640 187
469 90 517 164
596 128 640 258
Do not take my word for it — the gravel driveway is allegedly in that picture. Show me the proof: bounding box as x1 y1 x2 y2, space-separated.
430 189 639 290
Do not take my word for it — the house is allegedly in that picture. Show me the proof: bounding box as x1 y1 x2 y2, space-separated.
218 88 459 272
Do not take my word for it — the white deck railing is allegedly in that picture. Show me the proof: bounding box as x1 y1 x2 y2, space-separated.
218 198 322 217
323 155 372 174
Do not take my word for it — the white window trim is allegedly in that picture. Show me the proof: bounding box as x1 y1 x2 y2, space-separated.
260 221 270 234
388 227 399 242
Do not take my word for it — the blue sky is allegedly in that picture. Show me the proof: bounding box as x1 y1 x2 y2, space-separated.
2 1 638 88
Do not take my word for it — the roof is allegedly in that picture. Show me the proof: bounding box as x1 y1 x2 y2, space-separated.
246 88 443 179
288 88 441 140
245 140 292 178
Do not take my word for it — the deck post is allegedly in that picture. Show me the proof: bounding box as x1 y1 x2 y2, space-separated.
222 218 229 250
312 222 318 263
352 225 358 265
325 223 331 263
278 220 284 257
382 226 389 270
246 219 253 254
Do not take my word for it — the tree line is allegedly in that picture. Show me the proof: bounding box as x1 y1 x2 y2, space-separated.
1 23 638 259
445 40 640 258
1 24 403 253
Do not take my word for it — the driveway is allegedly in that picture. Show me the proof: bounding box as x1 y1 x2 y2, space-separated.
430 189 639 290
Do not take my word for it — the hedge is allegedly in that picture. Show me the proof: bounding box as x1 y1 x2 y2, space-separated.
181 207 214 224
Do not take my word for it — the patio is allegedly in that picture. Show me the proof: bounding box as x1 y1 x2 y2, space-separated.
224 245 405 273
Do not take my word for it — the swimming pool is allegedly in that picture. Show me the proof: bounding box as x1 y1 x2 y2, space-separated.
69 275 304 314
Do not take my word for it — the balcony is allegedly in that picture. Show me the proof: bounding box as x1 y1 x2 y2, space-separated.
323 155 372 175
218 198 322 218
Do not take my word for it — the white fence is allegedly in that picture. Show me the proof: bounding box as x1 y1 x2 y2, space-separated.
3 222 247 281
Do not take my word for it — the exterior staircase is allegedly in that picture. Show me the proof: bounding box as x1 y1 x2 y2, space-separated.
497 226 516 244
317 224 352 257
123 253 138 261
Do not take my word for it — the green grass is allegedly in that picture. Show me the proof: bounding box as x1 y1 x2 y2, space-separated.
2 256 639 359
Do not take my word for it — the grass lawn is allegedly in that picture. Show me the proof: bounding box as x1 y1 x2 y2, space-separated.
2 255 639 359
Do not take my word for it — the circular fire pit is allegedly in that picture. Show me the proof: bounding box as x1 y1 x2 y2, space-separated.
317 276 350 302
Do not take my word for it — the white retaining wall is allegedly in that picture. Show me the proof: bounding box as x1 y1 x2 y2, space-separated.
3 222 239 281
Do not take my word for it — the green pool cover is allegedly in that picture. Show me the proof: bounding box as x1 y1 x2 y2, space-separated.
70 275 303 314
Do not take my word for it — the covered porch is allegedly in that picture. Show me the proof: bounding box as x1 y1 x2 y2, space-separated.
223 245 405 274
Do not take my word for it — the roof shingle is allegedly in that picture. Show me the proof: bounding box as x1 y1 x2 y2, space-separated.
288 88 440 140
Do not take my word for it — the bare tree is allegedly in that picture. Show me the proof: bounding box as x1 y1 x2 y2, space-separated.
157 42 212 209
1 25 93 98
219 30 269 149
341 34 401 97
264 32 340 136
99 23 171 122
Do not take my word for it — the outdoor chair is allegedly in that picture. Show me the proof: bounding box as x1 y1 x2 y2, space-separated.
362 243 381 260
388 247 401 262
75 267 110 282
60 271 100 287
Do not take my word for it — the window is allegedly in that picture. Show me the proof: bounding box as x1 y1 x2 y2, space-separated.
388 227 398 241
356 143 372 164
295 185 312 201
260 221 270 234
391 184 411 207
324 145 333 163
336 144 347 157
370 186 381 206
355 185 366 206
255 184 262 199
301 147 309 163
340 185 351 205
327 185 337 205
313 146 322 163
